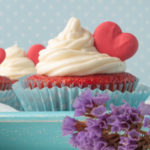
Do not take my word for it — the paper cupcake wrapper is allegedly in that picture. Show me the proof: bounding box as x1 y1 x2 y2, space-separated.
0 89 22 110
12 75 150 111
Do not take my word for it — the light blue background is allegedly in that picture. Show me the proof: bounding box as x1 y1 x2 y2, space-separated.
0 0 150 85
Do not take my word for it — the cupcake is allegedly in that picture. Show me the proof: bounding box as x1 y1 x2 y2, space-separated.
0 48 11 90
29 17 138 92
13 17 144 111
0 48 19 109
0 44 36 83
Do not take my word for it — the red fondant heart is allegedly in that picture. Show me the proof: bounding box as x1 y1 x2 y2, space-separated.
0 48 6 64
27 44 45 65
94 21 138 61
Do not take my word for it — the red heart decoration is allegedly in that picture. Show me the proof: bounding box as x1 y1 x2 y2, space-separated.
27 44 45 65
0 48 6 64
94 21 138 61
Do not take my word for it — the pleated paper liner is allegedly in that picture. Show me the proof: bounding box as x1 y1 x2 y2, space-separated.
12 75 150 111
0 89 22 110
0 76 22 110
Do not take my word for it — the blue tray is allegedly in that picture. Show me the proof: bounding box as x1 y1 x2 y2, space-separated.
0 112 76 150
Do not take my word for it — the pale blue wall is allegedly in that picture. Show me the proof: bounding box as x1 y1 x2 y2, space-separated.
0 0 150 85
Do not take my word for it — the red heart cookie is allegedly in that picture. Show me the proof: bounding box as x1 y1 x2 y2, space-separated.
94 21 138 61
27 44 45 65
0 48 6 64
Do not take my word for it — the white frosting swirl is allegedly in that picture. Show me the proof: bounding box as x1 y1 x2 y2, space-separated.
37 17 126 76
0 45 36 80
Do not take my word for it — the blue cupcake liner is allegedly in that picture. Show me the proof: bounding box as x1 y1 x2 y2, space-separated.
0 89 22 110
12 75 150 111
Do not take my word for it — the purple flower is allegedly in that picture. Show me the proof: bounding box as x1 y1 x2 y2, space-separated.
62 116 77 136
143 117 150 128
73 89 94 117
98 120 108 129
62 91 150 150
110 104 125 117
73 89 93 109
104 146 115 150
109 101 142 132
87 126 102 138
118 146 128 150
118 115 129 123
86 118 107 132
119 135 138 150
91 105 106 117
86 118 98 128
92 93 110 105
69 133 79 147
128 129 140 141
75 131 89 147
119 136 130 146
98 116 108 129
120 122 130 130
69 131 93 150
138 102 150 115
131 107 141 115
86 117 108 138
106 115 118 125
74 109 84 117
118 144 138 150
73 89 110 117
86 121 103 138
110 102 130 117
111 126 121 132
118 146 133 150
94 140 108 150
127 145 138 150
129 113 141 123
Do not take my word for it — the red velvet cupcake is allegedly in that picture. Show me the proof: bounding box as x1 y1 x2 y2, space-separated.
0 48 19 109
13 18 140 111
28 18 138 93
0 45 36 83
0 48 11 90
0 75 20 110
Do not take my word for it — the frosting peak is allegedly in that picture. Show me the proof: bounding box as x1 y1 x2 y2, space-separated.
57 17 84 40
0 45 36 80
37 17 126 76
5 44 25 58
47 17 95 52
60 17 82 37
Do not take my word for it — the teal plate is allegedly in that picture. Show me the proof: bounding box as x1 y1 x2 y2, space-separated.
0 112 76 150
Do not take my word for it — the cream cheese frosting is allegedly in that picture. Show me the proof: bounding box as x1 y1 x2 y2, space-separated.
0 45 36 80
36 17 126 76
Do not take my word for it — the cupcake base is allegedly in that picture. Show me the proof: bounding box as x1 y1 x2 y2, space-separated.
12 75 149 111
28 72 137 92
